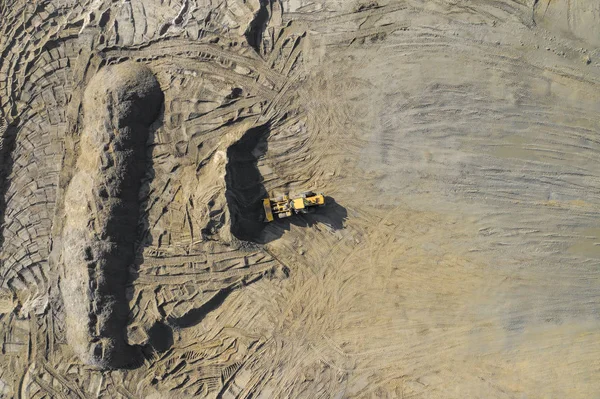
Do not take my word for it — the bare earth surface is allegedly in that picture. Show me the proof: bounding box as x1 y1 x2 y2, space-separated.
0 0 599 397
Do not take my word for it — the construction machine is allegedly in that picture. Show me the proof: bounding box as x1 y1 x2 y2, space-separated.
263 191 325 222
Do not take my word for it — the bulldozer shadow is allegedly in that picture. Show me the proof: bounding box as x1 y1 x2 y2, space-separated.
258 196 348 244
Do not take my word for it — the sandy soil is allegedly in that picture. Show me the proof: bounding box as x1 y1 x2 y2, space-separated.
0 0 599 397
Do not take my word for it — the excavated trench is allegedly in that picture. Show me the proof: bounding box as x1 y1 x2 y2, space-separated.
245 0 270 53
224 123 270 242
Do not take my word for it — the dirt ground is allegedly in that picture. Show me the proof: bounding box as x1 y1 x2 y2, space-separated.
0 0 599 397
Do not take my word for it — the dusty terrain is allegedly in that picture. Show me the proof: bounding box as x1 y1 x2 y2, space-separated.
0 0 599 397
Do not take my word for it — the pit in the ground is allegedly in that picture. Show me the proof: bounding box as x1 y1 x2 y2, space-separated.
225 123 270 242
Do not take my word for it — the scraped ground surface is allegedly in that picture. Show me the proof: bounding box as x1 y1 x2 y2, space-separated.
0 0 599 397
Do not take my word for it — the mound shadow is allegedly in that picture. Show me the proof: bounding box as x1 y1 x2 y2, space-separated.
0 118 18 253
129 103 173 366
166 287 232 329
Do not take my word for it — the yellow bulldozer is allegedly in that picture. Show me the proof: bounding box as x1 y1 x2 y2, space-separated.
263 191 325 222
